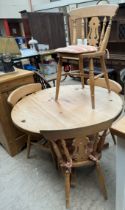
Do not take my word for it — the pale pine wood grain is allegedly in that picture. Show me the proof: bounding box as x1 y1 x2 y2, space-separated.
11 85 122 135
0 67 33 85
8 83 41 107
8 82 42 158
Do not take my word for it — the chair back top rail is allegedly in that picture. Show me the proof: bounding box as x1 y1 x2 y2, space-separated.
40 120 111 141
69 4 119 51
69 5 119 19
8 83 41 107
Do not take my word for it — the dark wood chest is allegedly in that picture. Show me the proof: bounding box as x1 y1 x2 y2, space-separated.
107 3 125 73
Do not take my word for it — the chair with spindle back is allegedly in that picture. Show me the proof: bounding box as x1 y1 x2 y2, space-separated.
41 128 108 208
7 83 43 158
55 4 119 109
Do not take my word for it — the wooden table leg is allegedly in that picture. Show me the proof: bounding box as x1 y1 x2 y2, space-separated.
70 168 77 187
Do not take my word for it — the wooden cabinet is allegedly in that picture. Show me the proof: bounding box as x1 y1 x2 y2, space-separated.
101 3 125 87
0 68 34 156
20 11 66 49
107 3 125 62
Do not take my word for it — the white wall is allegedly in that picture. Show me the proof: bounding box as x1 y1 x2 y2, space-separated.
34 0 97 11
0 0 50 19
0 0 120 19
32 0 50 11
34 0 119 11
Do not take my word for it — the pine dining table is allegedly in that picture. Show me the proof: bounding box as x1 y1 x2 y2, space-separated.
11 84 122 137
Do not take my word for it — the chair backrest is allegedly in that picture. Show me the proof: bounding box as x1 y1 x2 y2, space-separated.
87 78 122 94
69 4 119 52
41 127 109 167
8 83 41 107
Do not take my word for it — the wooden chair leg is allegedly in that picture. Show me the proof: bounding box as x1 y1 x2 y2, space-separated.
89 58 95 109
27 134 31 158
65 171 71 208
55 57 62 101
50 144 59 170
70 168 77 188
96 162 108 200
79 55 84 88
97 130 107 152
100 56 110 93
110 129 116 145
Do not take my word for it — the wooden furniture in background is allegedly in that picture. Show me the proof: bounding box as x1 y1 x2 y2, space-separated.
110 117 125 210
20 11 66 49
55 4 119 109
100 3 125 86
7 83 42 158
0 68 34 156
107 3 125 67
42 128 107 208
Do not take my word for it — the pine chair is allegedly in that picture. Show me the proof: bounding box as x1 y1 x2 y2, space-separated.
55 4 119 109
7 83 44 158
41 128 108 208
88 77 122 144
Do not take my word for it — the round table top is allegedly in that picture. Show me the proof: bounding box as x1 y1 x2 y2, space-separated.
11 85 123 135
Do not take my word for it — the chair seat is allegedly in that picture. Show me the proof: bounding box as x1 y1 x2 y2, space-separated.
55 45 97 54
